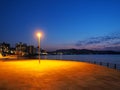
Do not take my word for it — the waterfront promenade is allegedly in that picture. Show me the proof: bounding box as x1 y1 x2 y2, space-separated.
0 60 120 90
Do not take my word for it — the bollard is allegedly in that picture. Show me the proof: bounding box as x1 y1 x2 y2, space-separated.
100 62 102 65
107 63 109 67
114 64 117 69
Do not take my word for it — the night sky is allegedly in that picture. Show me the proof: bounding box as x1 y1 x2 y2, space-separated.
0 0 120 51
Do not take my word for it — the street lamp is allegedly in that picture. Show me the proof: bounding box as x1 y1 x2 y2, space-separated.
37 32 42 63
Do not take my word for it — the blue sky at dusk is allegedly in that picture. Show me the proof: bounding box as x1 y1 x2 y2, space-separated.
0 0 120 51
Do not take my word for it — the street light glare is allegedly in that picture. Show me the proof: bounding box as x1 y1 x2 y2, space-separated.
37 32 42 38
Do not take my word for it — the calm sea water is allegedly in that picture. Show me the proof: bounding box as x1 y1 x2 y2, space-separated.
40 55 120 64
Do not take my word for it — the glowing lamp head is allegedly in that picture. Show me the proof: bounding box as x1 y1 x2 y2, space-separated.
37 32 42 38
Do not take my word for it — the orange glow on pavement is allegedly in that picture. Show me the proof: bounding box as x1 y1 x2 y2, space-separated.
3 60 80 72
0 60 120 90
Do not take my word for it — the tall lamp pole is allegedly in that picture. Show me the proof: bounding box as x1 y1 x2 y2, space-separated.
37 32 42 63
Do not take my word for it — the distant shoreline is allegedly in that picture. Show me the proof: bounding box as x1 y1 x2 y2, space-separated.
48 49 120 55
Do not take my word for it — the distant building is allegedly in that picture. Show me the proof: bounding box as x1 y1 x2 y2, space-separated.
9 48 16 54
15 42 28 56
0 42 40 56
0 42 10 55
27 45 36 55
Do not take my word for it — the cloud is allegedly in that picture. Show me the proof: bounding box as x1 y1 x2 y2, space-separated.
112 41 120 45
76 34 120 51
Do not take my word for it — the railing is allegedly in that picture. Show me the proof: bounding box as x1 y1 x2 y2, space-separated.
80 60 120 70
41 55 120 70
